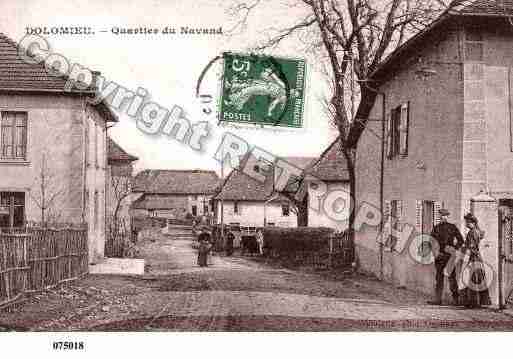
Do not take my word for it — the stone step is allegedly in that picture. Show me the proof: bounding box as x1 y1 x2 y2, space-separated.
166 225 192 230
89 258 145 275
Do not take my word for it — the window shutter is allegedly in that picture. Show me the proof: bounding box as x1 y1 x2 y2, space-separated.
415 200 422 234
382 200 392 250
399 102 409 156
384 200 391 222
84 120 89 166
386 199 393 238
386 111 393 159
397 200 403 222
434 201 442 225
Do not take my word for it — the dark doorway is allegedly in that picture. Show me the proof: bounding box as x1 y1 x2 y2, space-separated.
0 191 25 228
422 200 434 234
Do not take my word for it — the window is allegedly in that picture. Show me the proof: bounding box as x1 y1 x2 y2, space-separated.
233 201 240 215
84 189 89 216
281 203 290 216
383 199 403 251
1 112 27 160
386 103 409 158
415 200 442 235
94 124 98 167
422 201 434 235
0 192 25 228
94 190 99 230
465 27 483 61
192 205 197 217
84 120 90 166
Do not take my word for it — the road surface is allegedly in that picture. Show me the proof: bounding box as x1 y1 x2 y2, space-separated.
2 229 513 331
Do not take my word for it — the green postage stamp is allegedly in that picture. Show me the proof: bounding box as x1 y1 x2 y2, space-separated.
219 53 307 128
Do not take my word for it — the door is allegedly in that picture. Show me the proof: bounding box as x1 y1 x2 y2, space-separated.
422 201 434 235
0 192 25 228
499 199 513 307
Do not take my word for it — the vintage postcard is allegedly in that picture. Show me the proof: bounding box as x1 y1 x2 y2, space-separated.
1 0 513 356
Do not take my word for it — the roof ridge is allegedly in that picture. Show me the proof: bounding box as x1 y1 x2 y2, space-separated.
0 32 21 50
0 32 117 122
107 136 138 161
139 169 217 173
449 0 477 12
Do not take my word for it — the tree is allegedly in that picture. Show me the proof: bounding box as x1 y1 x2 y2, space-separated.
29 152 64 227
228 0 449 234
290 194 308 227
108 173 132 255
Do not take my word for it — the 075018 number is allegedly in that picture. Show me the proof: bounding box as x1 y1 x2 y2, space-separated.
52 342 85 350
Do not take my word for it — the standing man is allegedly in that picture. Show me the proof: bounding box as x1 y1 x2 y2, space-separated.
428 208 464 306
225 226 235 257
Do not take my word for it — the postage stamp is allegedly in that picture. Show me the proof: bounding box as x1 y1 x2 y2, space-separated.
219 52 306 128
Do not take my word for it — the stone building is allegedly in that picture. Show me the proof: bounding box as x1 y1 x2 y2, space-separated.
106 137 138 242
354 0 513 304
305 137 350 231
0 33 115 263
131 169 219 220
215 156 313 227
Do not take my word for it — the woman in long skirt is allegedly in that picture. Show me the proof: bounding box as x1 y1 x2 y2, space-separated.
459 213 491 308
197 232 211 267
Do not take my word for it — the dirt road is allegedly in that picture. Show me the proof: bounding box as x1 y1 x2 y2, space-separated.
2 230 513 331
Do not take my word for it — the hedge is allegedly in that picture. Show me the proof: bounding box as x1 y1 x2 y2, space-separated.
262 227 335 256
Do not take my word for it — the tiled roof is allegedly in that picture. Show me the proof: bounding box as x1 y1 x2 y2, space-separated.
0 32 117 122
449 0 513 15
215 167 272 201
371 0 513 81
306 137 349 182
132 194 187 210
0 33 72 91
133 169 219 195
215 155 315 201
108 137 138 163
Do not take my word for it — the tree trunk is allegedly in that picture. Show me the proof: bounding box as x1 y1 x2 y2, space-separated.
342 147 356 262
296 195 309 227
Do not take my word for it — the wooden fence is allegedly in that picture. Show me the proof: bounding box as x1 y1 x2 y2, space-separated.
0 226 88 309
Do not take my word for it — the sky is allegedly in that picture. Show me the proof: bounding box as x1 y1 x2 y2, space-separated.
0 0 338 175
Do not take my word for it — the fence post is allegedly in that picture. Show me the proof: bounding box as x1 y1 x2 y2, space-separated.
329 234 333 269
1 237 10 302
22 234 27 294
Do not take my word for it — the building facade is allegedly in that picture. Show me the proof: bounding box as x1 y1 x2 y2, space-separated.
215 156 314 228
131 169 219 220
355 2 513 301
0 33 116 263
306 137 350 231
106 137 138 241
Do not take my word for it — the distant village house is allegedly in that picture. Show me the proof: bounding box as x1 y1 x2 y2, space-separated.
131 169 219 220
